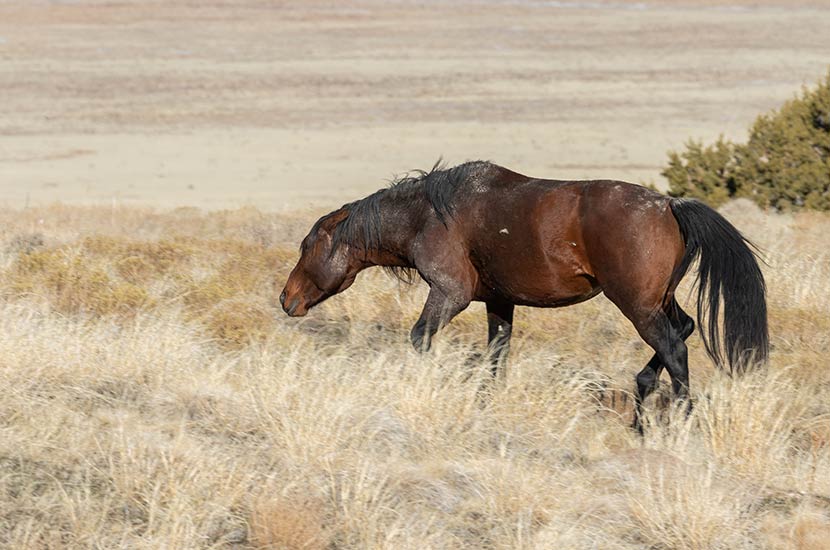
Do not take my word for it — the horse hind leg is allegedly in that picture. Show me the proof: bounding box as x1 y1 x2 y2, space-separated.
632 299 694 432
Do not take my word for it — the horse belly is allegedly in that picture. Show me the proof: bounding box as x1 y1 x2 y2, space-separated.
474 258 599 307
468 185 598 307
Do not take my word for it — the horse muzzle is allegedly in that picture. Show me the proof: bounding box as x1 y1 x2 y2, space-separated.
280 289 308 317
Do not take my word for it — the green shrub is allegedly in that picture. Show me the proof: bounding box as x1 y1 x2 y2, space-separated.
663 137 737 207
664 71 830 211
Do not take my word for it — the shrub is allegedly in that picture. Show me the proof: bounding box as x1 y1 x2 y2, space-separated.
664 71 830 211
663 137 738 206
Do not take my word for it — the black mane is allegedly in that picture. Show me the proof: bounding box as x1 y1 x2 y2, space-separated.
387 159 492 225
300 160 493 283
304 160 493 254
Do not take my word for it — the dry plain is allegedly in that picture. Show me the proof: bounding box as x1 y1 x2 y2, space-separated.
2 0 830 208
1 1 830 548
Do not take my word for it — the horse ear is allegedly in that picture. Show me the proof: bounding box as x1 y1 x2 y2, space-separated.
313 208 351 255
317 208 349 233
327 208 350 226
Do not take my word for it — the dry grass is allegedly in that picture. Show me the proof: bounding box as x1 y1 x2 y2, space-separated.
0 200 828 548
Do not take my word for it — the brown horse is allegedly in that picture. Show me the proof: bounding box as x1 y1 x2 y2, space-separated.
280 161 768 430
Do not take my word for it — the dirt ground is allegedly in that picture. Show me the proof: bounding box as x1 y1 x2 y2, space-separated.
1 0 828 210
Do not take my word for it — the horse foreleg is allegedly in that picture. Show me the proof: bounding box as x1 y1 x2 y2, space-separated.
486 301 514 378
410 286 471 352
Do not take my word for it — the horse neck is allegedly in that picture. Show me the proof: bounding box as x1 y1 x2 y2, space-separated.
352 193 421 269
358 247 412 270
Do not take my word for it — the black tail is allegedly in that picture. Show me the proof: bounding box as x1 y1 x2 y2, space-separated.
668 199 769 372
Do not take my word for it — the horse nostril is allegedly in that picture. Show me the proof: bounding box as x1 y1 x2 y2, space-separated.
279 291 286 306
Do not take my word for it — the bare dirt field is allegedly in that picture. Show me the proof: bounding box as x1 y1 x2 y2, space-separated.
1 1 830 549
1 0 829 209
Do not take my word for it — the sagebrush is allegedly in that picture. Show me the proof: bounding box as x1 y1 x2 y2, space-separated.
664 71 830 211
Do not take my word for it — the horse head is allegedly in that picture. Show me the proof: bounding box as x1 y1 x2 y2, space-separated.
280 209 360 317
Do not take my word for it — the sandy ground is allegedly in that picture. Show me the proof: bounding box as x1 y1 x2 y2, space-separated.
0 0 828 210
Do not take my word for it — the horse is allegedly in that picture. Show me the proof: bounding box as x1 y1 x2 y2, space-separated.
280 160 768 430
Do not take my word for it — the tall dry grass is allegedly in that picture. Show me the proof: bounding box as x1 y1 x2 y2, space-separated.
0 199 828 549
